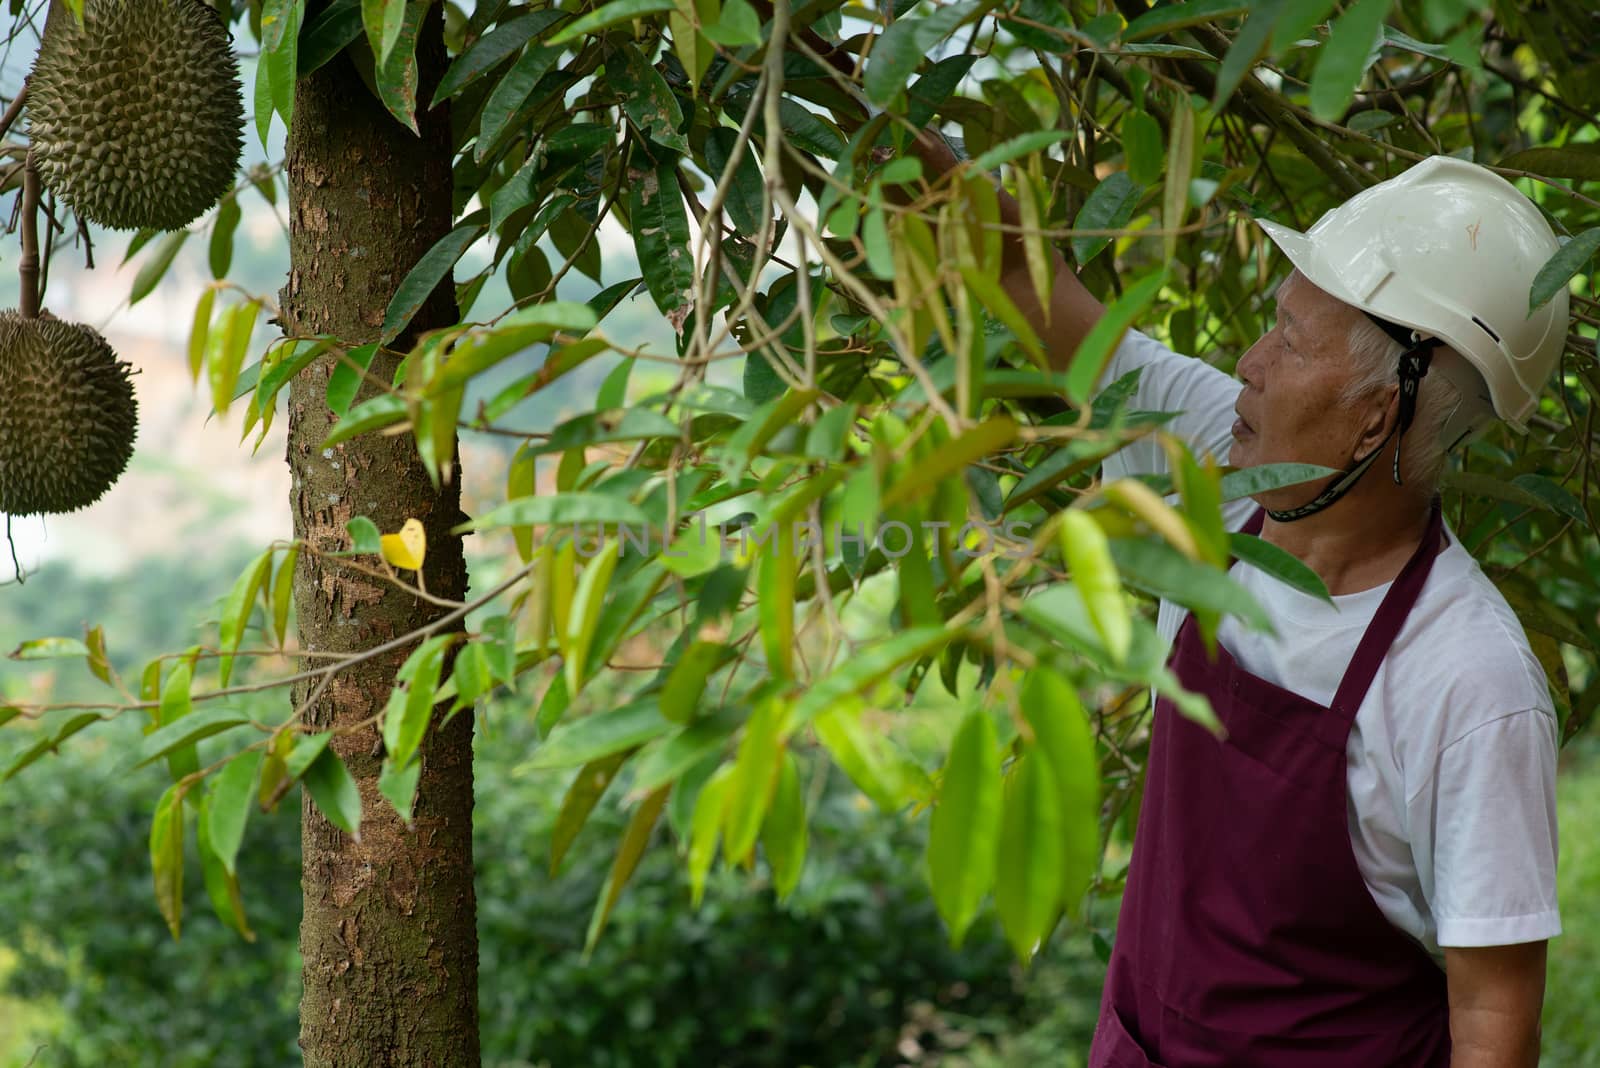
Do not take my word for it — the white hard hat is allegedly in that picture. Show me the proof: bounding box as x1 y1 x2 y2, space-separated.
1256 156 1570 448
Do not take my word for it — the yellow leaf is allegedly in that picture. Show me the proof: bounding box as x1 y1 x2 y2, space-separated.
380 518 427 571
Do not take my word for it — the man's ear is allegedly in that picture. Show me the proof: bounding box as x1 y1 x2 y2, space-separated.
1354 383 1400 455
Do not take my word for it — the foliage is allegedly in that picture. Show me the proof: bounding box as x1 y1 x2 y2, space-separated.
4 0 1600 1000
0 686 1109 1067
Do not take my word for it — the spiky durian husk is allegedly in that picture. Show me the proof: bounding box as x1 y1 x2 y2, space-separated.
0 313 138 515
28 0 245 231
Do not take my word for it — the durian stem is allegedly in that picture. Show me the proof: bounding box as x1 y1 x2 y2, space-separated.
0 86 26 143
18 149 40 319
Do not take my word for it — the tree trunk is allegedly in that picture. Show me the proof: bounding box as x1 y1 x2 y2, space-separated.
280 7 480 1064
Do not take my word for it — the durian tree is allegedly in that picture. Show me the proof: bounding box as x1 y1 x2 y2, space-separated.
3 0 1600 1064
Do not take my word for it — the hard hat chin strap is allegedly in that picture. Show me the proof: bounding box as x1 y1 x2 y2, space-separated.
1266 316 1435 523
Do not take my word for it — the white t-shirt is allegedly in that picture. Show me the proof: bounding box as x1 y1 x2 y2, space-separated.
1099 328 1561 961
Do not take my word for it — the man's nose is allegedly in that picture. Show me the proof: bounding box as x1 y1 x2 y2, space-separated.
1236 338 1266 387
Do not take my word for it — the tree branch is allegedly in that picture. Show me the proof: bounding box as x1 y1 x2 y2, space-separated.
19 149 41 318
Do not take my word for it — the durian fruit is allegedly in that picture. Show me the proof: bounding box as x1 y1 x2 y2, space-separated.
27 0 245 231
0 312 138 516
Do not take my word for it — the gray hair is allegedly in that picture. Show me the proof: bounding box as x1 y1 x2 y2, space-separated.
1339 314 1458 488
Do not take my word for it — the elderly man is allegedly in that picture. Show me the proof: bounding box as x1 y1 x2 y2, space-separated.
910 139 1565 1065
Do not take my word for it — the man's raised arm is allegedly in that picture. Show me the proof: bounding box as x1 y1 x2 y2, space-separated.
901 128 1108 373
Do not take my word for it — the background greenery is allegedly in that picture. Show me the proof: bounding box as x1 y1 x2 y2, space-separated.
2 549 1597 1065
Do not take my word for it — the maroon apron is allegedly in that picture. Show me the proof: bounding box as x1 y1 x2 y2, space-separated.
1090 503 1451 1067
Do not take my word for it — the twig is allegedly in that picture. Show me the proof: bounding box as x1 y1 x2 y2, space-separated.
0 84 27 143
19 148 40 317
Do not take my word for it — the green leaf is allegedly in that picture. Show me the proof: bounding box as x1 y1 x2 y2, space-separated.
789 627 954 729
84 625 112 685
1499 146 1600 185
9 636 90 660
1066 270 1166 405
208 751 262 877
272 545 298 647
968 129 1071 174
549 0 673 45
129 231 189 305
283 730 334 783
1020 669 1099 915
188 287 215 383
436 302 598 391
1071 171 1142 266
597 356 635 411
1529 227 1600 312
346 516 383 554
564 541 621 696
378 757 422 825
362 0 405 64
322 393 408 448
136 707 252 769
1307 0 1394 121
151 784 186 939
584 785 668 953
1122 110 1164 187
326 343 379 417
772 96 846 158
628 161 694 318
629 708 740 794
1272 0 1338 51
760 752 807 901
435 10 567 102
209 198 241 279
864 0 984 107
1110 536 1272 630
1229 532 1333 603
3 712 102 782
476 46 562 163
381 220 486 343
304 749 363 839
1219 462 1338 500
1123 0 1250 40
218 550 274 687
614 42 689 153
382 634 453 771
448 641 492 714
723 698 784 864
1510 473 1586 523
298 0 364 75
688 765 731 907
262 0 304 130
995 752 1063 963
524 700 673 770
907 53 977 128
927 709 1001 946
1059 511 1132 663
703 127 766 235
197 794 254 940
455 492 651 533
254 45 275 148
1211 0 1284 110
551 750 630 874
660 640 729 721
702 0 762 44
814 699 924 811
211 300 261 416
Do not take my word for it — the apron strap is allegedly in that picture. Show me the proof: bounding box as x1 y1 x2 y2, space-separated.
1328 498 1446 720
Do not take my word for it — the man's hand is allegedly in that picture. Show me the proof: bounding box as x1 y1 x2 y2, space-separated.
1445 941 1547 1067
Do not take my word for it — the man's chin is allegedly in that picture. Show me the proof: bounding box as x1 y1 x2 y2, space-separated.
1228 439 1253 468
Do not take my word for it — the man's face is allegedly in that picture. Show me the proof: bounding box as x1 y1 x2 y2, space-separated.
1230 272 1391 499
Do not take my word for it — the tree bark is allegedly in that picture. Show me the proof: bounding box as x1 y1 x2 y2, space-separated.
280 8 480 1065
